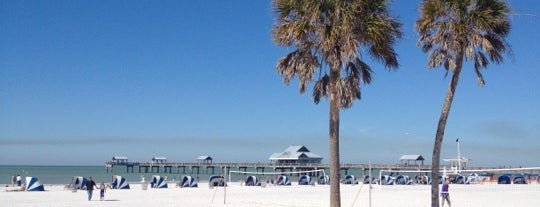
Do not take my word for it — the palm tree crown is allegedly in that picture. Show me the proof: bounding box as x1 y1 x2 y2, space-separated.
273 0 401 106
416 0 511 86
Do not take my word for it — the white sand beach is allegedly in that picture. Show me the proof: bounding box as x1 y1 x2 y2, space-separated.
1 182 539 207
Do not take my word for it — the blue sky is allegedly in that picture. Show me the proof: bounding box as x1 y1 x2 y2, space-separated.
1 0 538 167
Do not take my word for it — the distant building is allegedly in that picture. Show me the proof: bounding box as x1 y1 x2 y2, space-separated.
112 156 128 165
197 155 213 164
152 156 167 164
269 145 323 164
400 155 424 166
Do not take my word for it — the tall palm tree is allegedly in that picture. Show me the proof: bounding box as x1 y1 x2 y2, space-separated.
416 0 511 206
272 0 401 206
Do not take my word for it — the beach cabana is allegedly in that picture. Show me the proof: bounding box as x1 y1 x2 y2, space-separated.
414 175 431 185
424 175 432 184
111 175 130 189
209 175 226 187
381 175 394 185
270 175 291 186
467 173 480 184
318 175 330 185
245 176 260 186
498 175 511 184
455 175 468 184
341 175 358 185
513 174 527 184
73 176 87 190
363 176 377 184
25 177 44 191
298 175 312 185
396 175 411 185
180 175 198 187
151 175 168 188
277 175 291 185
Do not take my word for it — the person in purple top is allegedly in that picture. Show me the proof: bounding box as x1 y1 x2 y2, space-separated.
441 179 451 207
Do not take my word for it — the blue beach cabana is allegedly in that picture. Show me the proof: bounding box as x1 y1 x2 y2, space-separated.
209 175 226 187
513 174 527 184
151 175 168 188
455 175 468 184
414 175 431 185
73 176 87 190
111 175 130 189
245 176 260 186
180 175 198 187
318 175 330 185
277 175 291 185
25 177 45 191
341 175 358 184
271 175 291 185
381 175 394 185
298 175 312 185
363 175 377 184
396 175 411 185
498 175 511 184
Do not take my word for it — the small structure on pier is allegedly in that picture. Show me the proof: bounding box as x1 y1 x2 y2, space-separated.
400 155 424 166
152 156 167 164
444 157 469 173
112 156 129 165
197 155 213 164
269 145 323 164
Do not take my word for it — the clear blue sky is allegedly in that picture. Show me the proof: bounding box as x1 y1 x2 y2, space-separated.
1 0 538 167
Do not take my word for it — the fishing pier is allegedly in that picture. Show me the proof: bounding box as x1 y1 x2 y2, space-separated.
106 148 433 176
105 161 431 176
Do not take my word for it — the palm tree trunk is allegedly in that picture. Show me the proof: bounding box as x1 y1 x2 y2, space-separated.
329 67 341 207
431 54 464 207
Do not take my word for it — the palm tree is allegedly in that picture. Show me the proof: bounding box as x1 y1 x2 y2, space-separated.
415 0 511 206
272 0 401 206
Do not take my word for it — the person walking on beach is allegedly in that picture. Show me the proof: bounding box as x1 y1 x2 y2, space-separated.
85 176 98 201
441 179 451 207
12 175 16 187
99 181 106 201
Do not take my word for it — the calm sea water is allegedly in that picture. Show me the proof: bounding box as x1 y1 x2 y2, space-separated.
0 165 378 185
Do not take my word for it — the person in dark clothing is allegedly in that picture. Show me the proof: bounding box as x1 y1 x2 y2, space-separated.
85 176 98 201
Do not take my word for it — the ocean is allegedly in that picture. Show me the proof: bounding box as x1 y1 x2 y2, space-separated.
0 165 377 185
